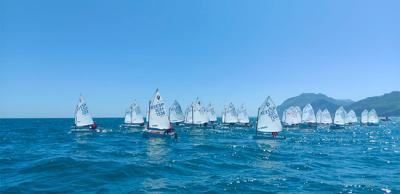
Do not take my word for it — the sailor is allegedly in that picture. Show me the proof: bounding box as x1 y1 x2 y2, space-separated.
91 122 97 129
272 132 278 138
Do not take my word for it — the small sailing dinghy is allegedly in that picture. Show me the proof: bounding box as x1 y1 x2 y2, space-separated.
346 110 357 125
237 104 250 127
320 108 332 125
143 89 177 139
169 100 185 125
282 106 301 127
207 103 217 124
191 98 209 126
222 103 238 126
331 106 346 129
73 95 98 131
300 103 317 128
121 101 145 128
367 109 379 126
361 109 369 125
255 96 284 139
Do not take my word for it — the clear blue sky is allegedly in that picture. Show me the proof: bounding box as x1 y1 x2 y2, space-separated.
1 0 399 118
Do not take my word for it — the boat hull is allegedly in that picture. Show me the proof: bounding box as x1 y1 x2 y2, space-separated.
143 128 178 139
329 124 345 129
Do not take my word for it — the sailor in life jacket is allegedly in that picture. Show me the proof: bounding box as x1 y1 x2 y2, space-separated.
90 122 97 129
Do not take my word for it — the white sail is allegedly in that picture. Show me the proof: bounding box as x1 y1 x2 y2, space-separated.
316 109 322 124
320 109 332 124
346 110 357 124
131 101 144 124
368 109 379 124
223 103 238 124
148 89 170 129
284 106 303 125
301 104 316 123
334 106 347 125
124 109 132 124
361 109 369 124
282 109 287 124
169 100 184 123
256 96 282 132
207 103 217 122
237 104 250 124
74 95 94 127
192 98 208 124
184 106 193 124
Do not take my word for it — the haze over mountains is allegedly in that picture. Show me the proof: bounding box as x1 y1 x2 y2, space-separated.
277 91 400 117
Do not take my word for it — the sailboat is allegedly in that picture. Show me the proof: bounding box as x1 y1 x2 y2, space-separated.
255 96 284 139
320 109 332 125
222 103 238 125
143 89 177 138
237 104 250 126
316 109 323 124
73 95 97 130
207 103 217 124
367 109 379 126
361 109 369 125
300 103 317 128
191 98 209 126
331 106 346 129
122 101 145 127
282 106 301 127
169 100 185 125
346 110 357 125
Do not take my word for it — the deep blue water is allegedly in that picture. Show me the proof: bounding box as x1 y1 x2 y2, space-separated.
1 118 399 193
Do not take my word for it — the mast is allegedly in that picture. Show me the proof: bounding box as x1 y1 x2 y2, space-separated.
147 100 151 128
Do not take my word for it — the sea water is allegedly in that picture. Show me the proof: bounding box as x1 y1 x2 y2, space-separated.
1 118 399 193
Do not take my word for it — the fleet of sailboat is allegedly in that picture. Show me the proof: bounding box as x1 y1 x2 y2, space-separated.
72 92 384 138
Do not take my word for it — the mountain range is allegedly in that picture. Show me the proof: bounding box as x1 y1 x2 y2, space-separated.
277 91 400 117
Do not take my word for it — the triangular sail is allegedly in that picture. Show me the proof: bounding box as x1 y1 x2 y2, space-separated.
301 104 316 123
334 106 347 125
316 109 322 124
361 109 369 124
256 96 282 132
184 106 193 124
124 109 132 124
207 103 217 122
368 109 379 124
169 100 185 123
192 98 208 124
130 101 144 124
282 110 287 124
148 89 170 129
223 103 238 124
320 109 332 124
346 110 357 124
75 95 94 127
237 104 250 124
